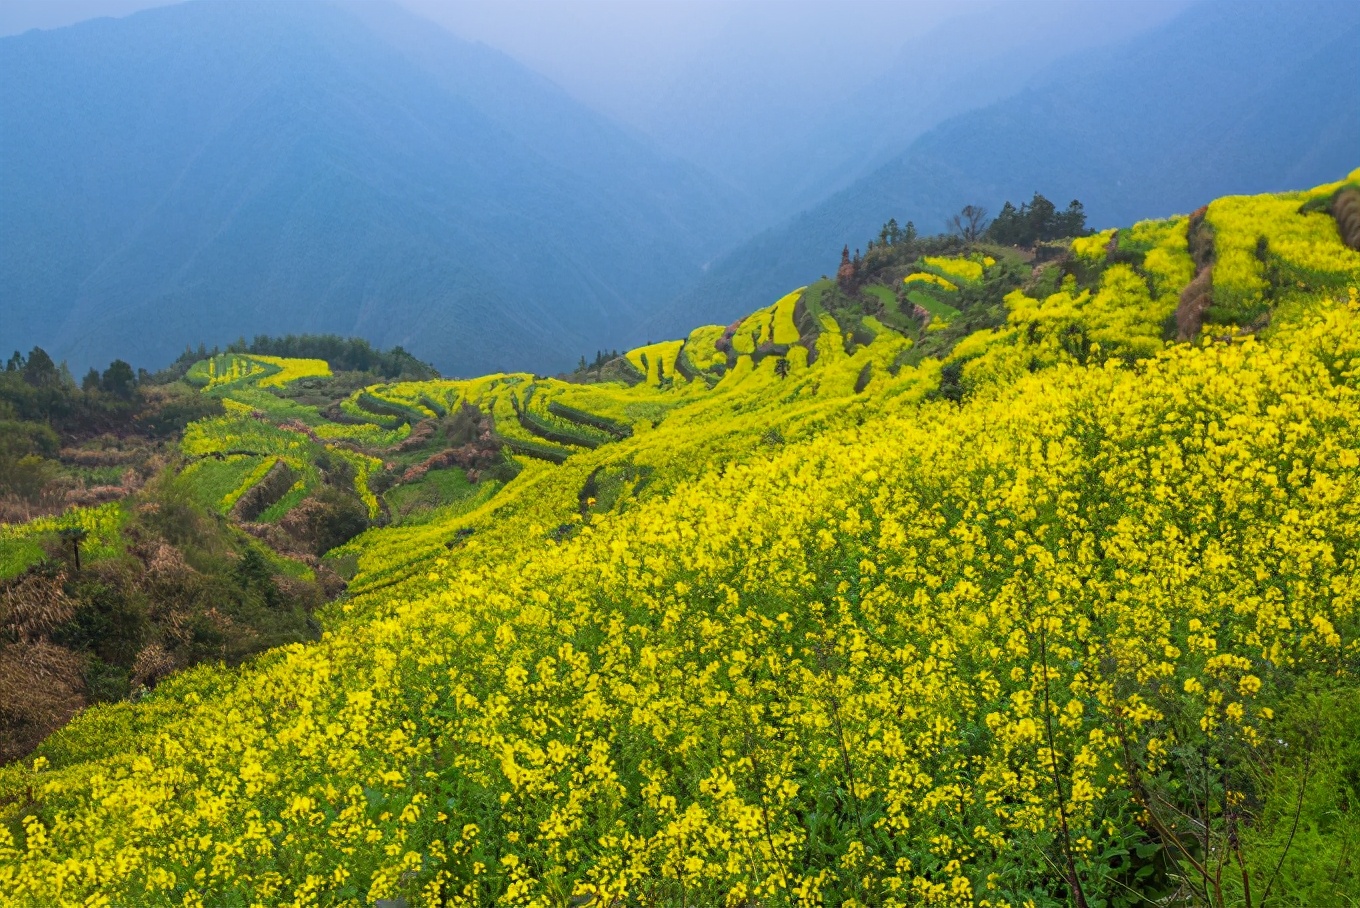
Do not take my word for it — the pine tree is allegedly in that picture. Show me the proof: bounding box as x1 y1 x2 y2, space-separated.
101 360 137 398
21 347 59 387
1057 200 1088 237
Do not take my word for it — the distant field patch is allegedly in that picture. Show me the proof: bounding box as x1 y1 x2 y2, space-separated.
770 287 805 344
862 284 898 310
921 255 984 284
248 355 331 388
188 354 330 391
903 271 957 291
681 324 728 372
313 422 411 447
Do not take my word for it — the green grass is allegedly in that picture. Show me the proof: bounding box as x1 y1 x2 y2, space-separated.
906 289 962 321
210 386 321 423
0 504 127 580
862 284 897 310
180 456 268 512
247 533 315 581
861 283 920 333
801 279 834 320
65 464 130 486
357 391 430 424
0 535 47 581
384 468 480 524
338 398 403 429
258 479 311 523
973 243 1028 266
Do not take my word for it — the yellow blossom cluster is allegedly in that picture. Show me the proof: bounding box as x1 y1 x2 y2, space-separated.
904 271 957 291
188 354 330 391
626 340 686 386
248 355 332 388
921 256 986 284
770 287 805 345
1070 230 1115 262
1207 167 1360 323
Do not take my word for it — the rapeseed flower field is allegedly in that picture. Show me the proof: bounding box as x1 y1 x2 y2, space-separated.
2 176 1360 906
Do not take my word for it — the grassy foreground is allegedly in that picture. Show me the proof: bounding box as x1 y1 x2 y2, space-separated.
3 173 1360 906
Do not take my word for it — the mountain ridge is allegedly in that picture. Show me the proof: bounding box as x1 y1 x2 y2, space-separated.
0 0 755 377
658 0 1360 335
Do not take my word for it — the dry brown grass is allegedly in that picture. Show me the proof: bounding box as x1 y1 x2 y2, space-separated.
1 570 76 643
1176 267 1214 341
0 642 86 763
1334 189 1360 251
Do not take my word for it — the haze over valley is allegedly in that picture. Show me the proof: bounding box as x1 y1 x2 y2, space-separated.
6 0 1350 375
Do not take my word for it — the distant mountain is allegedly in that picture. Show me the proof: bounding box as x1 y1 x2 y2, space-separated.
710 0 1192 216
659 0 1360 333
0 1 756 376
582 0 1186 222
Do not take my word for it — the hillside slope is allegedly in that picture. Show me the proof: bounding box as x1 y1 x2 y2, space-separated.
661 0 1360 333
2 172 1359 904
0 1 752 376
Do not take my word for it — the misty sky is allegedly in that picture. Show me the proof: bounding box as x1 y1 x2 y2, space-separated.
0 1 1189 152
1 0 1196 221
0 0 967 121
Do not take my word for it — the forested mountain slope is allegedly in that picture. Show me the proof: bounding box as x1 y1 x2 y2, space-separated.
2 172 1359 905
0 1 751 377
662 0 1360 334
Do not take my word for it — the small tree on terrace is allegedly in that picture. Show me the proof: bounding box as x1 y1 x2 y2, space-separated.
58 526 88 571
948 205 990 244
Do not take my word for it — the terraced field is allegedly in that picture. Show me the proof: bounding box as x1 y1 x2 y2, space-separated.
4 172 1360 906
